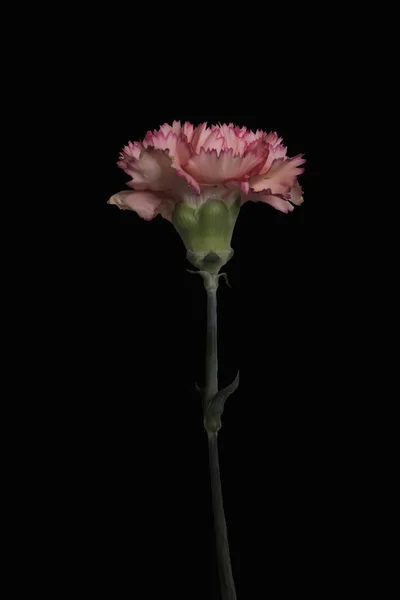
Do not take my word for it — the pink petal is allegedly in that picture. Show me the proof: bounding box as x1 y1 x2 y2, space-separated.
243 129 264 145
171 120 182 135
143 130 178 157
234 125 248 138
191 122 211 153
107 190 167 220
219 124 238 152
200 128 225 155
175 133 192 165
156 121 181 138
167 134 201 195
265 132 283 148
262 195 295 213
259 144 288 174
174 167 201 195
182 121 194 143
242 189 295 214
184 135 268 185
118 141 143 165
235 138 248 157
249 155 306 195
159 123 173 137
184 144 267 184
220 124 248 156
289 181 304 206
119 148 176 191
113 123 305 210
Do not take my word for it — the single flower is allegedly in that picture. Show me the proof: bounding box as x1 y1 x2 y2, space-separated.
109 121 305 271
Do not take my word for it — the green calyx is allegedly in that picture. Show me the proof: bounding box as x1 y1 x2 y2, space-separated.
172 197 240 274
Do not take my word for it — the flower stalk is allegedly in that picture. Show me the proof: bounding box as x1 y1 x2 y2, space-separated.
208 431 236 600
190 269 239 600
108 120 305 599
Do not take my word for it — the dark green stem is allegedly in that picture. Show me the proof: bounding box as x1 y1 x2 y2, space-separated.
205 286 218 409
203 277 237 600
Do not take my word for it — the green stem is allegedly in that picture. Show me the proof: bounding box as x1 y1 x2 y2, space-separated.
203 277 237 600
205 286 218 408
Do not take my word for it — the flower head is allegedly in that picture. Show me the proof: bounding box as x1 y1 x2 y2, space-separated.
109 121 305 220
109 121 305 272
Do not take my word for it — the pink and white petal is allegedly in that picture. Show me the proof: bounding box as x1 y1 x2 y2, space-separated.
175 134 192 166
219 124 239 153
159 123 173 137
243 190 294 213
289 181 304 206
169 121 181 135
234 137 248 157
165 135 201 194
195 139 268 183
224 124 248 155
235 138 270 178
249 155 306 195
155 121 181 138
243 129 263 145
242 131 256 144
174 167 201 195
184 149 248 184
182 121 194 143
200 128 225 155
191 122 213 153
183 149 228 183
117 156 136 177
259 144 288 174
117 142 143 173
184 139 268 184
219 179 251 195
107 190 167 220
241 181 250 194
143 131 178 157
234 125 248 138
219 124 247 156
120 141 142 161
123 148 176 191
265 132 283 148
142 132 155 148
262 194 295 213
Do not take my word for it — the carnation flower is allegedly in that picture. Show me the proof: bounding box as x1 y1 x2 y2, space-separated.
108 122 306 597
109 121 305 272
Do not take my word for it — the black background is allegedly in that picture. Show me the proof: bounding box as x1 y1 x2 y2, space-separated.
66 112 348 599
8 1 383 593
